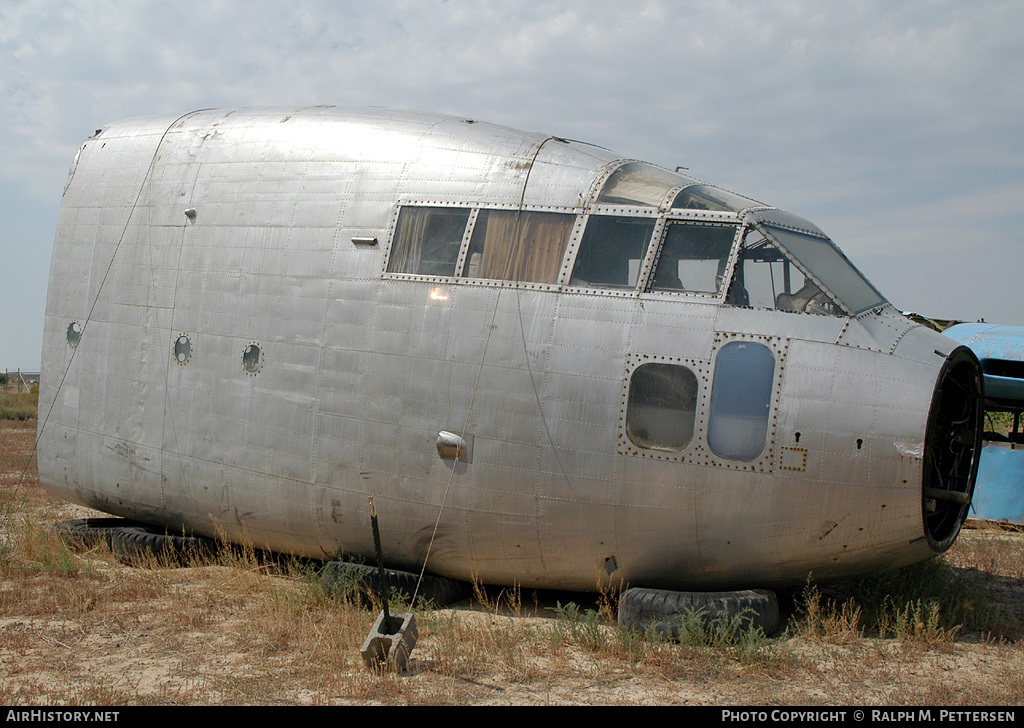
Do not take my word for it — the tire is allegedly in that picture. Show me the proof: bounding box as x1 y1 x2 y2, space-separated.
617 587 780 638
52 518 138 550
320 561 470 608
110 523 217 566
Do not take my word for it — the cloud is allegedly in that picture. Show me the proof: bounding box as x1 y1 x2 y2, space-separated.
1 0 1022 367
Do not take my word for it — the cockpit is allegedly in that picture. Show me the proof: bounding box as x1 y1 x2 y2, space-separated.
383 161 887 318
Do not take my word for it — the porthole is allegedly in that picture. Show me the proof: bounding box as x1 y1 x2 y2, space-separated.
67 321 82 348
242 343 262 375
173 334 192 366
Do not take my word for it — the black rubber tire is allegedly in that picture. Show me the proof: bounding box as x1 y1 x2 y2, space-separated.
320 561 470 608
109 523 217 566
52 518 139 550
617 587 780 638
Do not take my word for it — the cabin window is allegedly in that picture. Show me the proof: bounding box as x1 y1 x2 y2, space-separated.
650 223 736 294
626 363 698 451
597 162 691 207
708 342 774 461
726 229 843 317
387 207 470 276
570 215 656 289
671 185 759 213
463 210 574 284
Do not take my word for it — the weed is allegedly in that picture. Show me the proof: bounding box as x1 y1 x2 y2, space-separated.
471 575 522 617
793 579 864 644
875 597 958 645
551 601 607 651
667 606 771 659
849 558 994 635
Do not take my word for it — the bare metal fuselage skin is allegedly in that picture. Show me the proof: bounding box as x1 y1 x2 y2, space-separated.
38 107 981 590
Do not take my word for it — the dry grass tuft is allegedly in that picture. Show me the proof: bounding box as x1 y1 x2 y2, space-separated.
792 580 865 644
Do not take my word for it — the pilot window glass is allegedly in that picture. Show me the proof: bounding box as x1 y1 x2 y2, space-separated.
762 225 886 314
671 185 759 213
626 363 698 451
708 342 774 461
463 210 574 284
570 216 656 288
725 229 843 316
650 223 736 294
598 163 691 207
387 207 470 276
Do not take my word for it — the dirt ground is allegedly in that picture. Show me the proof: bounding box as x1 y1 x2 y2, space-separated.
2 419 1023 706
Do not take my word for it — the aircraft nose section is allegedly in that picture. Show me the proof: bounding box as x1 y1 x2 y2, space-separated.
922 345 984 552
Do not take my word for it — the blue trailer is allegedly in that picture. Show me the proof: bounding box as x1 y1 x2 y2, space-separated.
944 323 1024 525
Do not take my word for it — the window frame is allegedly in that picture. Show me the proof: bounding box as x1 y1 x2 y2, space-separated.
624 361 701 452
618 353 708 462
644 219 742 298
383 201 584 293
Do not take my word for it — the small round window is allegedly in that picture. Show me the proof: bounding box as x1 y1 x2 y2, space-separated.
67 321 82 348
173 335 192 366
242 343 262 375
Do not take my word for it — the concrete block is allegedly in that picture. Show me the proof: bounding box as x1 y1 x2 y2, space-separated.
360 611 418 672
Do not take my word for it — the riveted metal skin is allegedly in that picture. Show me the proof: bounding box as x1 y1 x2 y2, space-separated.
38 107 980 591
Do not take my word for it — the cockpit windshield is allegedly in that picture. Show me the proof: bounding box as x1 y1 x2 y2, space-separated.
761 225 886 315
727 211 887 316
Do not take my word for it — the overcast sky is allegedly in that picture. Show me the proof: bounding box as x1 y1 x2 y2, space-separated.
2 0 1021 370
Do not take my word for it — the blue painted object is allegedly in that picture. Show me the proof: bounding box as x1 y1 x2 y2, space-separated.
944 323 1024 525
945 323 1024 405
971 443 1024 524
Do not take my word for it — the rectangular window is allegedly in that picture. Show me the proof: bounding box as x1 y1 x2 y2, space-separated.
626 363 698 451
387 207 470 276
570 215 656 289
650 223 736 294
464 210 574 284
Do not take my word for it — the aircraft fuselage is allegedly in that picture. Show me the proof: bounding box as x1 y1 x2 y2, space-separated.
38 107 982 590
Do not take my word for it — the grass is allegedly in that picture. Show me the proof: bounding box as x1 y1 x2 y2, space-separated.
985 410 1018 437
2 502 1021 704
1 405 1022 703
0 390 38 421
793 548 1021 646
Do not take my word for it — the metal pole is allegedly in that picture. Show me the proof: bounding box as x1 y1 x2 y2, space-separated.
368 496 398 634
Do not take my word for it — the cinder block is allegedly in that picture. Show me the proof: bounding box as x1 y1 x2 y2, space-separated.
360 611 418 672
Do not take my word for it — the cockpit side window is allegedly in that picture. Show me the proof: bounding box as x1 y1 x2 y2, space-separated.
570 215 656 289
626 363 698 451
650 223 736 294
463 209 574 284
387 207 470 276
725 228 843 317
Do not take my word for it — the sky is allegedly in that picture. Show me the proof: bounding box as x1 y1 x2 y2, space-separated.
2 0 1022 371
